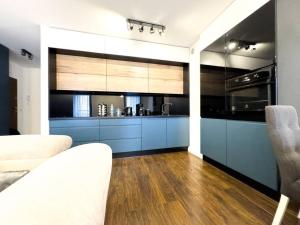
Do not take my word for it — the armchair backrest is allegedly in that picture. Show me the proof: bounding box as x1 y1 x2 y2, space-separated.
266 105 300 201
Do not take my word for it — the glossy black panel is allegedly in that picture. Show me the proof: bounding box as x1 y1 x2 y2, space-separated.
200 0 276 122
0 44 9 135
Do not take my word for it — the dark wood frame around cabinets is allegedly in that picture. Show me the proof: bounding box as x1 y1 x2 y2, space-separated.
48 48 189 97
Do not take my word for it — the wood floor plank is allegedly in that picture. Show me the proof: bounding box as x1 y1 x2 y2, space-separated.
105 152 299 225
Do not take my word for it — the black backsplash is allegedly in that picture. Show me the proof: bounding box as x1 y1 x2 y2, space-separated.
49 94 189 118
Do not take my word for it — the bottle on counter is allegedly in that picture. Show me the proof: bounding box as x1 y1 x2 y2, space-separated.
116 108 122 117
110 104 114 117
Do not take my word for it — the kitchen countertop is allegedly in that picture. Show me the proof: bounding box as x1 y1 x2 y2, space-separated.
50 115 189 120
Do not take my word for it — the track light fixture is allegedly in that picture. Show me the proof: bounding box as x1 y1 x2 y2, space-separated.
127 19 166 36
21 49 33 60
225 39 257 51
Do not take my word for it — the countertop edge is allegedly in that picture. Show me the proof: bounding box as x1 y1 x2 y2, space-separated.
49 115 190 120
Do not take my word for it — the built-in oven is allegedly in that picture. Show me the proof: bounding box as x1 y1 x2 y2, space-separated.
226 65 276 115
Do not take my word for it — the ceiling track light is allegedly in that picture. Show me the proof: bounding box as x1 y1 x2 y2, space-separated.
127 19 166 35
226 39 257 51
21 49 33 60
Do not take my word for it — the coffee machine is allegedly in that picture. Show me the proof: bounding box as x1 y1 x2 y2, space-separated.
136 104 144 116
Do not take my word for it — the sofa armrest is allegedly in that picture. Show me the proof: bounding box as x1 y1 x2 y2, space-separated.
0 143 112 225
0 135 72 172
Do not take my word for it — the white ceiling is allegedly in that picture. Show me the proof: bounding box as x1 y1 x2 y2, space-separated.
0 0 235 66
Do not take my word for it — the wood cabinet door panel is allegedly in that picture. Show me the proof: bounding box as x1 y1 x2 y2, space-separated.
57 73 106 91
56 54 106 75
148 63 183 80
107 76 148 93
149 79 183 94
107 59 148 78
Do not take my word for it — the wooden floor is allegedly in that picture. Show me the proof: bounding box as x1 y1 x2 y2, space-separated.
105 151 299 225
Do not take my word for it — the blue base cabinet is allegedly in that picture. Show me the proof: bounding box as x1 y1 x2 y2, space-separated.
167 117 189 148
201 119 227 165
201 118 278 190
50 119 100 147
226 120 278 190
142 118 167 150
50 117 189 153
100 118 141 153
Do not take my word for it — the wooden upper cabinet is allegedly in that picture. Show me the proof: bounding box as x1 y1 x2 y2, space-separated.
56 54 107 91
54 54 186 94
107 60 148 78
56 54 106 75
148 64 184 94
106 59 148 93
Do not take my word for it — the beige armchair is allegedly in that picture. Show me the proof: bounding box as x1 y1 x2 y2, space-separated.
0 135 72 172
266 106 300 225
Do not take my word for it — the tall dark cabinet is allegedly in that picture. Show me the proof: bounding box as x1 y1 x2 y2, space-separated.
200 1 279 192
0 44 10 135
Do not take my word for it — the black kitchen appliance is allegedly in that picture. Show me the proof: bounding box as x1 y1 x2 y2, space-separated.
136 104 144 116
226 65 276 113
124 107 133 116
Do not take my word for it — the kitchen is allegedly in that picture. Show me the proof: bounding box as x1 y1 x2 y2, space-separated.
47 47 190 156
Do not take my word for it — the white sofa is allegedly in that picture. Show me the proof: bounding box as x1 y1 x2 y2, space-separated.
0 135 72 172
0 143 112 225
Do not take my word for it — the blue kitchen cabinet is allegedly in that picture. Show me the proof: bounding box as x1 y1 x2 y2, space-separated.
167 117 189 148
201 118 227 165
142 118 167 150
99 118 141 153
226 120 278 190
101 139 141 153
50 119 100 147
50 119 99 128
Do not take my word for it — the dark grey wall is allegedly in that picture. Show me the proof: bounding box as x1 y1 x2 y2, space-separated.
0 44 9 135
277 0 300 112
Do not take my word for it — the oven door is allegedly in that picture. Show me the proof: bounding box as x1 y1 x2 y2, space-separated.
228 84 272 112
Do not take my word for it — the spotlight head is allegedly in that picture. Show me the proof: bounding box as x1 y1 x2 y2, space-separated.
245 45 250 50
139 25 144 33
28 53 33 60
150 26 155 34
228 40 238 50
129 24 134 31
21 49 26 56
159 27 166 36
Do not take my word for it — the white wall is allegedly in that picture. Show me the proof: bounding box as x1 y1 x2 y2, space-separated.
40 26 190 134
277 0 300 113
9 53 40 134
188 0 270 157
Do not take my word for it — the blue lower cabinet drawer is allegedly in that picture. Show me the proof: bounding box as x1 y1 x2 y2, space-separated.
100 118 141 126
100 125 141 140
50 127 100 142
101 138 141 153
50 119 99 128
72 141 99 147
